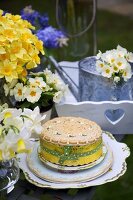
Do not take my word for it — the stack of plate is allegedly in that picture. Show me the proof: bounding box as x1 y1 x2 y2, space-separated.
17 132 130 189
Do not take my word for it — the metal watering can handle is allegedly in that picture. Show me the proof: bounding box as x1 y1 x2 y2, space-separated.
56 0 97 38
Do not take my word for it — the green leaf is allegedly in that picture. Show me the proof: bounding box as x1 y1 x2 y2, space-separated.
19 101 31 109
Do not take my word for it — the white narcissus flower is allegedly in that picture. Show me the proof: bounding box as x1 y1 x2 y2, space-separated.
126 52 133 63
4 79 18 96
42 84 50 92
102 66 113 78
43 68 53 77
112 64 119 73
13 83 26 101
52 76 64 90
0 106 45 160
0 128 32 158
4 129 19 146
4 117 24 133
25 86 42 103
122 63 132 81
45 74 54 85
29 77 46 89
53 91 64 103
16 127 33 153
114 76 120 83
43 69 54 84
115 57 127 70
59 84 69 97
96 50 102 59
103 50 117 64
22 106 46 136
96 60 105 73
0 143 12 160
117 45 127 58
0 108 22 122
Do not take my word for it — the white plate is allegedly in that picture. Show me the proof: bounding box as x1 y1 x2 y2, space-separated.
17 132 130 189
27 143 112 183
38 143 107 171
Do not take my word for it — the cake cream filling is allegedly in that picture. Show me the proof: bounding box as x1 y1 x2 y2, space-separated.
40 142 103 164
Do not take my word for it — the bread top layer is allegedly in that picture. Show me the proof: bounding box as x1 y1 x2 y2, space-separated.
40 117 102 146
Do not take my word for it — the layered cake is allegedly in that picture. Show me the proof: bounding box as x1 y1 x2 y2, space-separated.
39 117 103 166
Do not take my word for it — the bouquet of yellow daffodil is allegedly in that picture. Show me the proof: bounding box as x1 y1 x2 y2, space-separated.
0 10 44 83
0 104 45 161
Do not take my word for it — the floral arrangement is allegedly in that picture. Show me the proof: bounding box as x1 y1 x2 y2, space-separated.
0 105 45 161
96 45 133 83
0 10 44 83
4 69 68 110
21 6 69 49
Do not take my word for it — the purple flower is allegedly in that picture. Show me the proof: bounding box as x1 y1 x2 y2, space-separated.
36 26 68 49
21 6 40 27
38 14 49 29
21 6 49 29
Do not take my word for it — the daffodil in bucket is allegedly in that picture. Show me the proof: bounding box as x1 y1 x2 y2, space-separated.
79 45 133 101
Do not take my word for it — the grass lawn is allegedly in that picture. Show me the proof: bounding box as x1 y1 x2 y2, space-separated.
97 10 133 52
0 1 132 60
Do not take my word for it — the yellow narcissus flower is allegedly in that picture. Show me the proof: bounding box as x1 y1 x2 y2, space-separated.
0 10 45 82
0 60 18 82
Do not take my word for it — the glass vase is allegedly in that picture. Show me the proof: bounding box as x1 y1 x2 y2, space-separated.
0 158 20 193
56 0 97 61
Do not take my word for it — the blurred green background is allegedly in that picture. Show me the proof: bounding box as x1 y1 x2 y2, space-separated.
0 0 132 62
0 0 133 199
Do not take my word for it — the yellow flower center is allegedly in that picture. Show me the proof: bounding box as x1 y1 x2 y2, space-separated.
114 66 118 71
124 71 127 76
18 89 22 96
3 66 12 75
17 139 26 153
30 91 36 97
111 58 115 63
106 69 110 74
0 54 9 60
117 62 122 66
21 68 27 77
35 80 40 85
100 63 104 68
4 112 12 119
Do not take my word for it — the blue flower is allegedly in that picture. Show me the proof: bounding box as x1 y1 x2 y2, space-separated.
21 6 40 27
21 6 49 29
36 26 68 49
38 14 49 29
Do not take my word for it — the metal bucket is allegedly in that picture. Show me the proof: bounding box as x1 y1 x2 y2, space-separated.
79 56 133 102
